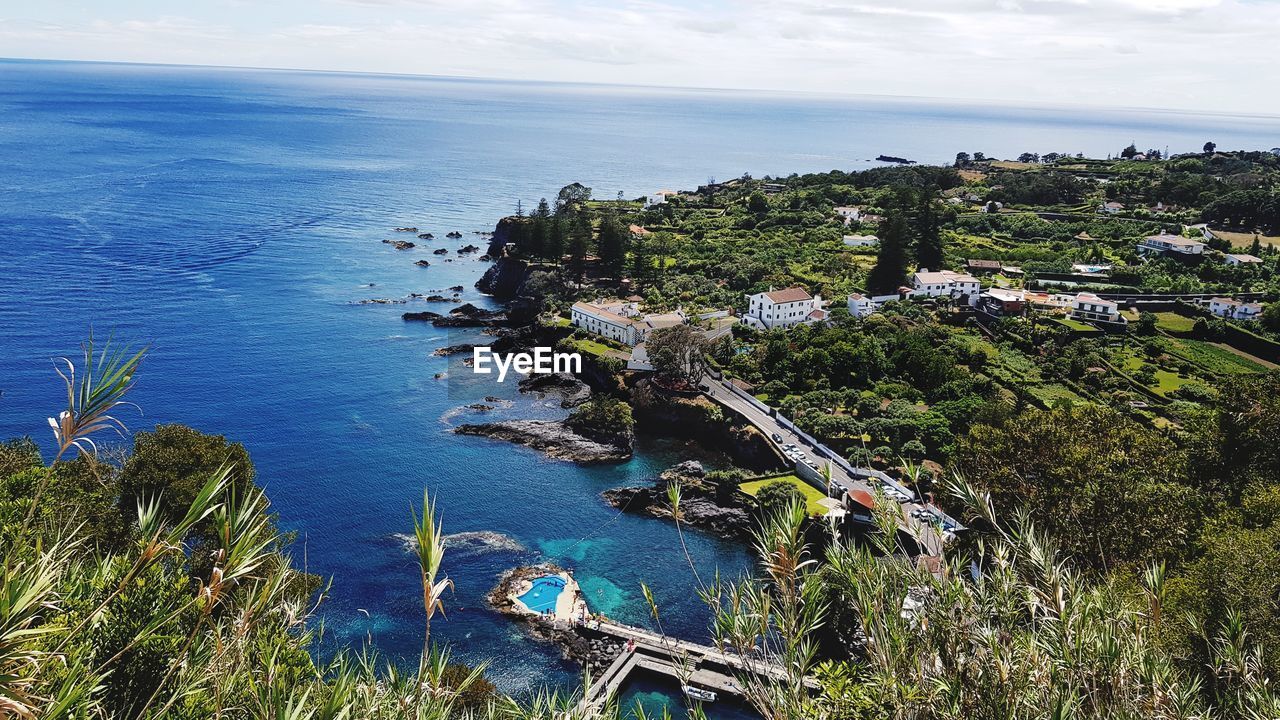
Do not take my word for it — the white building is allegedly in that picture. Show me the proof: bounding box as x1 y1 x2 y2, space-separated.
570 300 686 346
1138 233 1205 256
911 269 981 300
834 206 862 224
644 190 677 208
1209 297 1265 321
1225 253 1264 265
847 293 877 318
1098 201 1125 214
743 287 825 329
1069 293 1125 325
842 234 878 247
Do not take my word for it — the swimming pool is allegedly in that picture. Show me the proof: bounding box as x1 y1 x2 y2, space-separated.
518 576 567 615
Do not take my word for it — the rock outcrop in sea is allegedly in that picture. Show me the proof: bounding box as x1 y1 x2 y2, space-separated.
518 372 591 408
454 419 632 463
602 460 753 539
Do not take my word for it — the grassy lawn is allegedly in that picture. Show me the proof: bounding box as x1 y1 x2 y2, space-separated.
1116 349 1193 396
1029 383 1085 406
1153 312 1196 334
1055 318 1102 333
1160 337 1268 374
740 475 828 517
569 338 613 358
1211 229 1280 249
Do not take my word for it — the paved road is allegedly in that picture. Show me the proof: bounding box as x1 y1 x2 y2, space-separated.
701 378 944 558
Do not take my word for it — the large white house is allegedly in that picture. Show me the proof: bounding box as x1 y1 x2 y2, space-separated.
842 234 878 247
743 287 825 329
570 299 686 346
1138 233 1206 256
911 269 981 300
834 206 862 224
1069 293 1125 325
1209 297 1264 321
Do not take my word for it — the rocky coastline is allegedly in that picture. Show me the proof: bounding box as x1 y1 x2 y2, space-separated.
454 419 633 463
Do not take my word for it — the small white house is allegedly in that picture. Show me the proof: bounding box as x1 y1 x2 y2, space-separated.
644 190 677 208
1225 253 1264 266
1098 201 1125 214
911 269 981 300
1209 297 1265 321
1069 293 1125 325
743 287 825 330
1138 233 1205 256
834 206 862 224
847 293 877 318
842 234 878 247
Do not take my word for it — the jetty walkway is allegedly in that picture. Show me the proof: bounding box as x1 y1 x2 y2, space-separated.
579 619 814 709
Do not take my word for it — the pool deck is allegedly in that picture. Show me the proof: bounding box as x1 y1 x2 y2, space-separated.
509 571 589 623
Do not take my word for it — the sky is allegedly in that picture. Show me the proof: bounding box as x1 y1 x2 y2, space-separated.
2 0 1279 114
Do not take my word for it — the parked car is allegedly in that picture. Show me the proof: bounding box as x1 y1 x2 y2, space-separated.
771 433 783 443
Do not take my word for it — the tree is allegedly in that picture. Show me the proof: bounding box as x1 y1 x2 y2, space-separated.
555 182 591 210
913 195 944 271
1121 143 1139 159
596 207 628 278
1017 152 1040 163
567 212 592 282
954 152 971 168
747 191 769 213
867 214 910 295
1203 141 1217 154
1134 312 1158 335
1262 302 1280 332
952 404 1199 569
647 324 709 388
630 234 655 283
972 151 987 162
528 198 550 258
755 480 804 518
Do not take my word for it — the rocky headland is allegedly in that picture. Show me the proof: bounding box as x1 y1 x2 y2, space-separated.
454 419 632 463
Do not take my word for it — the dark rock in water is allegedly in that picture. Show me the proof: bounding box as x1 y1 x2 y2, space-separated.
383 239 416 250
455 420 631 463
518 372 591 408
394 226 419 233
418 232 434 240
433 247 449 255
467 403 495 412
449 285 465 292
414 259 431 267
479 254 491 261
602 460 752 539
422 294 451 302
403 311 444 322
355 298 406 305
433 343 475 357
459 244 481 254
877 154 916 165
446 231 463 238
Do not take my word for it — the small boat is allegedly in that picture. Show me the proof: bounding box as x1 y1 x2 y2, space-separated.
681 685 717 703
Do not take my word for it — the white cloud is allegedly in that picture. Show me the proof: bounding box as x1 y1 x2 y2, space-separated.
0 0 1276 113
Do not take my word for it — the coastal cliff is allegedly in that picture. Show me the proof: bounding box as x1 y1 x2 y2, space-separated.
629 380 781 471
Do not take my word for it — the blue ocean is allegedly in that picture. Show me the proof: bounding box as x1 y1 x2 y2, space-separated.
3 59 1279 709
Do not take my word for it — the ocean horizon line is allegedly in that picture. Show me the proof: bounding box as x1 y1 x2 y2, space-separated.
6 55 1280 126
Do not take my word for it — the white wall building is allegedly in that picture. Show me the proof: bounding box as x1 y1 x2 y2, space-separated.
644 190 677 208
1138 233 1206 256
1209 297 1265 321
847 293 877 318
743 287 825 329
570 300 688 346
1225 253 1264 265
842 234 878 247
911 269 981 300
1069 293 1125 325
834 206 862 223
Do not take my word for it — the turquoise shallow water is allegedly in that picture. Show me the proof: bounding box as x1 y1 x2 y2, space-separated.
3 59 1280 694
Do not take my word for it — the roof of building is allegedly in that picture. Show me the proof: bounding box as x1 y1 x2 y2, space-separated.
848 292 867 300
1075 292 1117 307
966 258 1002 269
847 489 876 511
807 309 828 321
983 288 1025 302
1143 233 1204 247
628 224 651 236
914 269 979 285
1226 253 1263 262
571 300 635 326
762 287 813 303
